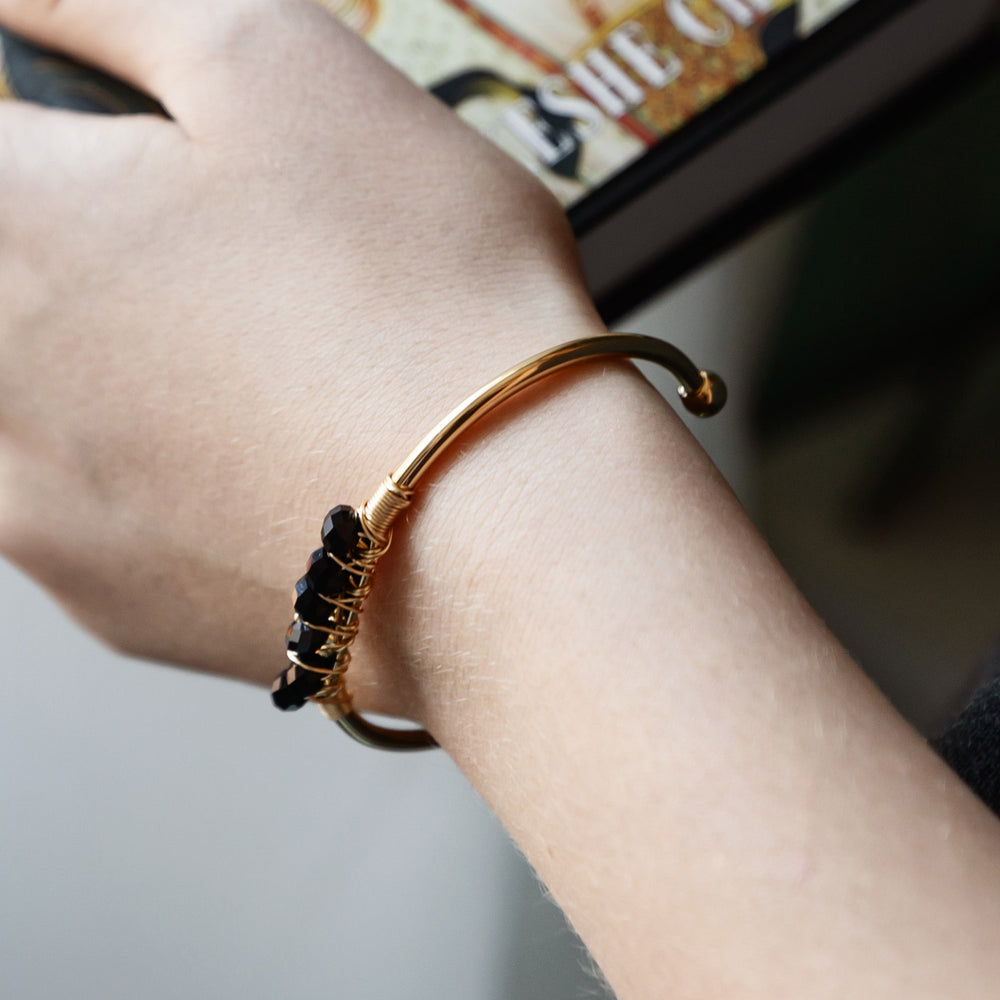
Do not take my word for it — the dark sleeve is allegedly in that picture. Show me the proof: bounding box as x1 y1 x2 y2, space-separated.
932 645 1000 818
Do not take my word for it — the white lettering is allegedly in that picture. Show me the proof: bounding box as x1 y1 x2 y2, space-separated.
666 0 733 47
568 59 629 118
501 98 576 166
588 49 645 107
608 23 682 89
713 0 755 27
535 75 605 140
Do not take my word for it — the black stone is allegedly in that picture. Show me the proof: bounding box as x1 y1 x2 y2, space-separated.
322 505 361 562
294 574 334 626
271 663 326 711
285 619 331 668
304 547 350 598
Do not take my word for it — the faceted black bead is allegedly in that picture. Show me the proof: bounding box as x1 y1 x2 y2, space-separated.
271 673 301 711
304 547 350 598
285 619 331 668
322 505 361 562
271 663 327 711
294 574 334 626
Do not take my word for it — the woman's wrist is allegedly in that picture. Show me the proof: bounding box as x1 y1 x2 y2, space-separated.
346 343 707 726
344 336 1000 1000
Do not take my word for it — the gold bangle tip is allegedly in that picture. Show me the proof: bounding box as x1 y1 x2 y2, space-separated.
679 371 727 417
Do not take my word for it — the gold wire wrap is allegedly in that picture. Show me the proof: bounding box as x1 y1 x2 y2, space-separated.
296 518 396 727
362 476 416 544
291 333 726 751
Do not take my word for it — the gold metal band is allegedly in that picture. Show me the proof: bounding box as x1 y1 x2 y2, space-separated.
286 333 726 750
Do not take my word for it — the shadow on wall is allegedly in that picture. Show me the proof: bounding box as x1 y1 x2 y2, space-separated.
753 61 1000 733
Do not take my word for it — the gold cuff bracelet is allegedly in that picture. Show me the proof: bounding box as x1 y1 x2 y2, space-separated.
272 333 726 750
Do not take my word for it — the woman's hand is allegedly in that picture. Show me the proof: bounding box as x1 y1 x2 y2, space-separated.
0 0 603 711
7 9 1000 1000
